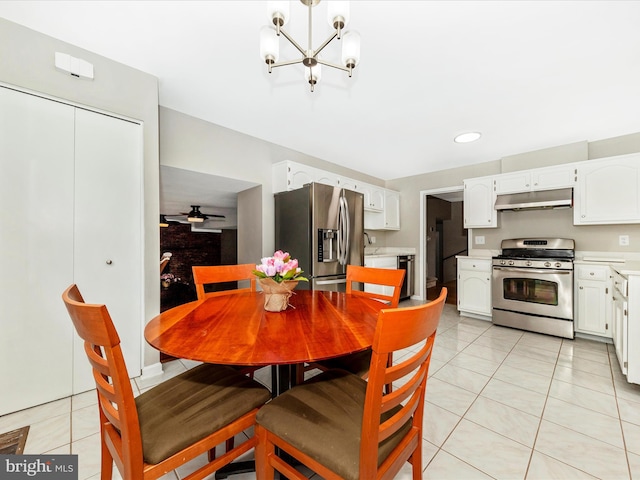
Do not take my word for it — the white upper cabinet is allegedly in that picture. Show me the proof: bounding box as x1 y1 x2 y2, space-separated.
494 164 576 195
493 171 531 194
574 153 640 225
339 177 359 192
531 164 577 191
363 189 400 230
383 190 400 229
272 160 339 192
464 176 497 228
362 184 385 211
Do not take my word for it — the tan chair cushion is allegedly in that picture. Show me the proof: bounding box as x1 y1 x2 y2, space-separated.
256 369 411 480
313 349 372 377
136 363 271 465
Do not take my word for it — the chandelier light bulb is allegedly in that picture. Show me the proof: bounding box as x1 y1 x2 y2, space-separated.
267 1 290 29
305 64 322 92
260 26 279 68
341 31 361 72
327 1 350 35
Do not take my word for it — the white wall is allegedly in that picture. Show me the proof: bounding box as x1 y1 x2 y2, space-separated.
159 106 387 257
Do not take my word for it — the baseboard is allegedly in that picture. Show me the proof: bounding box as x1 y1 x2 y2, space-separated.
140 362 164 382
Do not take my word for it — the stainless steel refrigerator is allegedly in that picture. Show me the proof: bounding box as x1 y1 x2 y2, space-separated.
274 183 364 291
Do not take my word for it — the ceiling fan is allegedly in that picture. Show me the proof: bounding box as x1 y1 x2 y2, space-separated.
162 205 226 224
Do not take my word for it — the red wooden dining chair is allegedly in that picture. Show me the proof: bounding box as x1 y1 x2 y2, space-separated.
192 264 256 300
303 265 406 382
192 264 261 379
255 287 447 480
62 284 271 480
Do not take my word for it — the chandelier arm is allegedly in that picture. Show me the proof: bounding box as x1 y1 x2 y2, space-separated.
312 31 339 58
279 28 307 57
270 58 305 69
316 59 350 73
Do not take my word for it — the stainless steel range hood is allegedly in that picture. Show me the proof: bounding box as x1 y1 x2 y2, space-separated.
494 188 573 211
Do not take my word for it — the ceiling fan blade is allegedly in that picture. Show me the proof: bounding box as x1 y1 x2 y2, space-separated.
179 211 226 219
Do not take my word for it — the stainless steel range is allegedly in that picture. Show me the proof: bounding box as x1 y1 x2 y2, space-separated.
492 238 575 339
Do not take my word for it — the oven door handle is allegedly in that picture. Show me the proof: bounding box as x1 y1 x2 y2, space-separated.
492 267 572 275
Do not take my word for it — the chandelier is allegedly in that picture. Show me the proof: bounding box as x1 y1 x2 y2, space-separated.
259 1 361 92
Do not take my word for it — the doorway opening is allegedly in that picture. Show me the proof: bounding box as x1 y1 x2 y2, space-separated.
420 187 465 306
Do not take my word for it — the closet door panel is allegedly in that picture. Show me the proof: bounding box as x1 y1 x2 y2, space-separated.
0 87 75 415
73 109 143 393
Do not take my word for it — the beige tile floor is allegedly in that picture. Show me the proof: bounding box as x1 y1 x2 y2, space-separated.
2 302 640 479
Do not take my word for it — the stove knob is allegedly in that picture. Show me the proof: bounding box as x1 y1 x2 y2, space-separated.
526 260 532 267
500 259 507 265
555 262 562 268
544 261 551 268
508 260 515 266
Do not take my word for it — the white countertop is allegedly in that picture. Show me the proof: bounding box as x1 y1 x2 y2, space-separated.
364 247 415 258
615 262 640 276
574 253 640 276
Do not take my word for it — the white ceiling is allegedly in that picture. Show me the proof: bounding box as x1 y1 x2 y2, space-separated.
2 1 640 205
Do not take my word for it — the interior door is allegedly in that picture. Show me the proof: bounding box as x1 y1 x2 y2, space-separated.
0 87 75 415
73 109 143 393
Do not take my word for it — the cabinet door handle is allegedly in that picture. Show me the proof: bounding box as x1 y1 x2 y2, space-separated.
106 259 113 265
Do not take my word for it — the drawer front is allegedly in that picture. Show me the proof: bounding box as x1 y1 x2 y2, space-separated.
458 258 491 273
576 265 608 281
612 270 628 297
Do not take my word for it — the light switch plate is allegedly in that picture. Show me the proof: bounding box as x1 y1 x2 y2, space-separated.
475 236 485 245
619 235 630 246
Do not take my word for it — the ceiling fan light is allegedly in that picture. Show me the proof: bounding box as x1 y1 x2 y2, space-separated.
267 1 290 27
327 1 350 31
260 26 279 64
187 205 206 222
341 30 361 69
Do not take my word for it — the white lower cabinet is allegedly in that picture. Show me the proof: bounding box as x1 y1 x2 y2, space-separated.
457 257 492 319
574 263 612 338
612 269 628 376
0 86 143 415
364 255 397 297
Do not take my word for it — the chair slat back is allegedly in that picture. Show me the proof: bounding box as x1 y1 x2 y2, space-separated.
62 284 143 477
345 264 405 307
192 264 257 300
359 287 447 478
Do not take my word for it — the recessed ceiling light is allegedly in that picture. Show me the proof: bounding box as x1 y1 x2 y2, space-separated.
454 132 482 143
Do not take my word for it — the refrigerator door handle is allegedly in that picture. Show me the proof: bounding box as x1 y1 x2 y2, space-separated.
338 195 350 265
338 196 343 264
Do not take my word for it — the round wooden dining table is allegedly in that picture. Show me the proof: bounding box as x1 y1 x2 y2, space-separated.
145 289 384 479
145 289 384 390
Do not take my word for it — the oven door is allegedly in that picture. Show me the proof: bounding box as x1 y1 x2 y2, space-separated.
492 266 573 320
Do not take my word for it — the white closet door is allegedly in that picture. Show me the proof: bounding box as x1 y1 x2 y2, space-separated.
0 87 75 415
72 109 143 393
